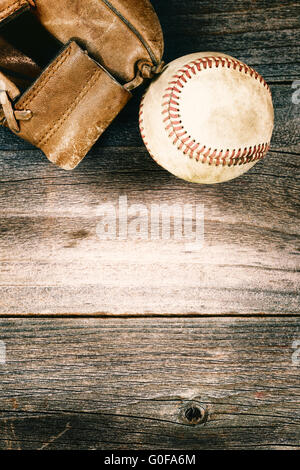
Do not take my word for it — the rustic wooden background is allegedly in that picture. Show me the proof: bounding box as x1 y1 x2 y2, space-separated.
0 0 299 450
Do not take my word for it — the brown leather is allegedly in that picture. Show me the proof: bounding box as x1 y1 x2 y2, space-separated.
0 68 19 98
0 68 21 131
0 1 40 89
32 0 164 84
0 0 164 169
11 41 131 169
0 0 29 23
0 69 32 128
0 0 164 85
0 36 41 90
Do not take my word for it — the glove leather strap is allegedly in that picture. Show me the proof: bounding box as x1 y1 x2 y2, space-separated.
12 41 131 169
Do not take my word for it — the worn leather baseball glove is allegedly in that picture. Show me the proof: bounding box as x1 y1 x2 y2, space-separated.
0 36 40 91
0 0 164 169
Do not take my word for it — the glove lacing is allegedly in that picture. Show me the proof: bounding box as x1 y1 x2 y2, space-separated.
125 61 166 91
0 89 32 133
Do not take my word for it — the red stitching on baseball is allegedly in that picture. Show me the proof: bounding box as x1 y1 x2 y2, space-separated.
158 56 271 167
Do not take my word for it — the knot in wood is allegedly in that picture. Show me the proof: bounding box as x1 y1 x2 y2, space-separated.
183 404 208 425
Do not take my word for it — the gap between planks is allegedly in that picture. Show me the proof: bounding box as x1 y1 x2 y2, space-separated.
0 313 299 318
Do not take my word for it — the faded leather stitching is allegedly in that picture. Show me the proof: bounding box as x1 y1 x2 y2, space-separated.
159 57 271 167
16 45 72 110
0 0 27 21
37 69 101 147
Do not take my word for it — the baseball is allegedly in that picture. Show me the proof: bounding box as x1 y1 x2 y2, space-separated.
140 52 274 184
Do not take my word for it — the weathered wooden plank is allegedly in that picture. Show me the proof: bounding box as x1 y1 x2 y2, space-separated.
152 0 300 15
0 5 299 315
0 317 299 449
159 5 300 35
154 0 300 81
0 144 299 314
0 96 299 318
0 0 298 453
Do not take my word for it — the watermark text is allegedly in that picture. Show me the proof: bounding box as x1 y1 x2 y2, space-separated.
0 341 6 364
292 80 300 105
292 340 300 366
96 196 204 251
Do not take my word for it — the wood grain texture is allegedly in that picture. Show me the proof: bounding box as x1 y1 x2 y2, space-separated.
0 317 299 450
156 0 300 82
0 0 299 451
0 85 299 313
0 0 299 312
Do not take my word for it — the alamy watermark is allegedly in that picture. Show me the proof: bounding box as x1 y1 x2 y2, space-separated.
96 196 204 251
292 340 300 366
0 340 6 364
292 80 300 105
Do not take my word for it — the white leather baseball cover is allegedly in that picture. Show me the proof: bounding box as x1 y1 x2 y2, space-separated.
140 52 274 184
